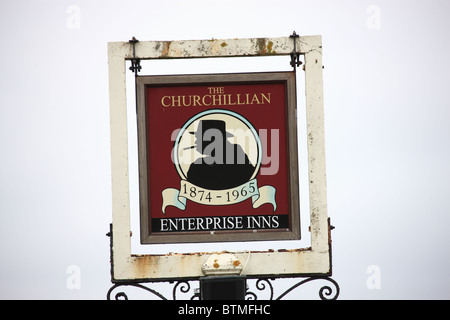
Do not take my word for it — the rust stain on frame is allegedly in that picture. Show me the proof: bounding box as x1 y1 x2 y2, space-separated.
256 38 267 55
161 41 172 58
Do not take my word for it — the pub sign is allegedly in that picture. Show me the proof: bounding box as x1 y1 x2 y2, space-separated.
136 72 300 244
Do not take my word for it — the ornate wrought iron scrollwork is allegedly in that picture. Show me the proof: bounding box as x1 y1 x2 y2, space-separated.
246 277 340 300
106 280 200 300
276 277 340 300
107 277 339 300
246 279 274 300
172 281 200 300
107 283 167 300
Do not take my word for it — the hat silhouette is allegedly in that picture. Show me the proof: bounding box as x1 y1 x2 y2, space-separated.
190 119 233 138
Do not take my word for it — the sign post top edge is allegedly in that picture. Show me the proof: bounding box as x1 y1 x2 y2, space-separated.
107 35 322 60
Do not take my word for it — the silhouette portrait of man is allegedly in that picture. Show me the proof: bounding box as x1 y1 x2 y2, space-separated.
186 120 256 190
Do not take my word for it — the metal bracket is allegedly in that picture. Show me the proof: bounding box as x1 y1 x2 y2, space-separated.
289 31 302 70
129 36 141 75
202 253 243 276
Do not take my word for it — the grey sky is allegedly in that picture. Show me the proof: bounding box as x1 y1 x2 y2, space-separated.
0 0 449 299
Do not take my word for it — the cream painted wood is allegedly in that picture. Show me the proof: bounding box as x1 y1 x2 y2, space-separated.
108 35 330 281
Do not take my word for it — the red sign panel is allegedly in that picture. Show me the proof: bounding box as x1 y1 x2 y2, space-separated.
136 72 300 244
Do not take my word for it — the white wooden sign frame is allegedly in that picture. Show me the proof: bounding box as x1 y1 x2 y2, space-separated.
108 35 331 281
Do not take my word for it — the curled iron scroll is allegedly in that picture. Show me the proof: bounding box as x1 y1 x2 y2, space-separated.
245 277 340 300
106 283 167 300
276 277 340 300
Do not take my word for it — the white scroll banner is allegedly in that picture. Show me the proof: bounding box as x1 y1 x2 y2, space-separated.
162 179 277 214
